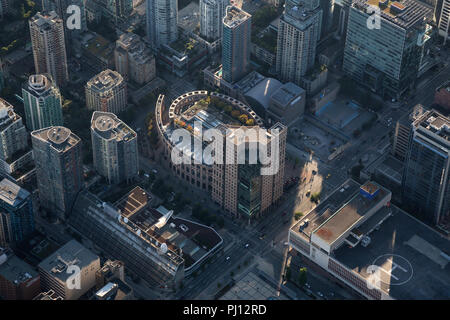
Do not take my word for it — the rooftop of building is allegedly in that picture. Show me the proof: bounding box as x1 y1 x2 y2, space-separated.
291 179 450 299
30 11 61 28
0 98 21 130
26 74 56 95
244 77 283 111
33 289 64 300
313 181 390 245
398 104 427 126
86 69 124 93
38 240 99 283
291 179 361 241
0 178 30 207
116 32 154 63
283 0 322 26
31 126 81 153
436 80 450 92
91 112 136 142
82 32 114 61
223 6 251 28
93 279 132 300
362 153 404 185
333 205 450 299
114 187 223 269
0 249 39 285
96 260 124 279
234 71 267 93
414 109 450 142
353 0 432 29
270 82 305 108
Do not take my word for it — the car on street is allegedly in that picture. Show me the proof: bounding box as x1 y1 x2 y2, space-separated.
259 234 266 240
245 243 249 248
305 283 311 289
317 291 324 298
226 256 230 261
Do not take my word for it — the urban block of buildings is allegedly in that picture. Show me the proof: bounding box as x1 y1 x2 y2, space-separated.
343 0 433 98
115 32 156 86
31 126 83 220
276 0 323 86
0 248 41 300
91 111 139 184
155 90 287 219
85 69 128 114
69 187 223 289
288 179 450 300
38 239 101 300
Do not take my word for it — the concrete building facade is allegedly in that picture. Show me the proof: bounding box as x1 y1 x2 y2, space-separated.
115 33 156 85
146 0 178 48
276 0 322 86
29 11 69 87
31 126 83 220
91 111 139 184
200 0 229 41
22 74 63 131
85 69 127 114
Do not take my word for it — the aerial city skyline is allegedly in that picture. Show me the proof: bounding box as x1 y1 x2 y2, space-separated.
0 0 449 304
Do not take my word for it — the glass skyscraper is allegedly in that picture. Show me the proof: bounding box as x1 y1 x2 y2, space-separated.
0 179 34 248
402 110 450 225
222 6 251 83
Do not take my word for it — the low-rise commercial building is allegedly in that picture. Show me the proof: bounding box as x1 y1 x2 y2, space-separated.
69 187 223 289
288 179 450 299
38 240 101 300
0 248 41 300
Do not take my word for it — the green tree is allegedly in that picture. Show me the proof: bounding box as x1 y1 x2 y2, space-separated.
310 193 321 204
231 110 240 119
294 212 303 220
239 114 248 124
298 267 307 287
286 267 291 281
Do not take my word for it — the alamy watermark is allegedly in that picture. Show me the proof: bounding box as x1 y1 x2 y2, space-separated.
366 5 381 30
66 264 81 290
66 5 81 30
170 122 281 175
365 254 413 291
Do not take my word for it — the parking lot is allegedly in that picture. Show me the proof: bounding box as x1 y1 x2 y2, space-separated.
288 119 346 162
